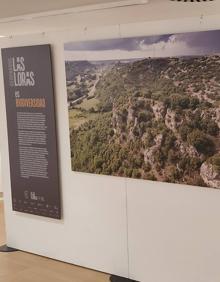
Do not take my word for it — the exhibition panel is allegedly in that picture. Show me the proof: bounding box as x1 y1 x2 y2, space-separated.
2 45 61 219
0 4 220 282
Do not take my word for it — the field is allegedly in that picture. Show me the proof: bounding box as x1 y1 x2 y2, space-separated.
74 97 100 111
68 109 99 129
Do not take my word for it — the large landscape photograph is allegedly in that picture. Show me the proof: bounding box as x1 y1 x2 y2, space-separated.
64 30 220 189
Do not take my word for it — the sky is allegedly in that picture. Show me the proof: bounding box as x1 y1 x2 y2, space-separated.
64 30 220 61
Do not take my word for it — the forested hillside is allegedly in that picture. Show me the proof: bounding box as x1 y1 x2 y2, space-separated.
67 56 220 188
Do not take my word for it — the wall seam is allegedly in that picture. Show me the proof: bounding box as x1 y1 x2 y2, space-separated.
125 178 130 278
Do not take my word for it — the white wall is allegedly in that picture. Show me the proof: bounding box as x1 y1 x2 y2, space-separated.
0 6 220 282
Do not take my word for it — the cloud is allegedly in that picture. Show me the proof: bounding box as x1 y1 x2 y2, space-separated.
64 30 220 61
64 35 171 52
137 30 220 57
64 49 154 61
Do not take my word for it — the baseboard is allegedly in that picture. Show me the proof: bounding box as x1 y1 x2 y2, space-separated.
110 275 139 282
0 245 18 252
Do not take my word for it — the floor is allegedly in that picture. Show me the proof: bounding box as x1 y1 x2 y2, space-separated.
0 199 110 282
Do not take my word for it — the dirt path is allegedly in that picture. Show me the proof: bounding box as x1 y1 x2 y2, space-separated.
88 73 101 97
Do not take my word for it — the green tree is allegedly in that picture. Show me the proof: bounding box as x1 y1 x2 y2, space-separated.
187 129 215 156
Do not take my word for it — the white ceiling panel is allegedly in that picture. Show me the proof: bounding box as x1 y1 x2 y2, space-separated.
0 0 219 36
0 0 218 20
0 0 219 20
0 0 119 18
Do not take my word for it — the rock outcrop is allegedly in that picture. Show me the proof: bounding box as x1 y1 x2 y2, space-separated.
152 101 166 121
200 162 220 189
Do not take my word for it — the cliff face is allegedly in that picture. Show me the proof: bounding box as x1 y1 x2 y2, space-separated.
69 56 220 188
200 162 220 189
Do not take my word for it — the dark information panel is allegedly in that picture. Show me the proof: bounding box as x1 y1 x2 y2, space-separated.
2 45 61 219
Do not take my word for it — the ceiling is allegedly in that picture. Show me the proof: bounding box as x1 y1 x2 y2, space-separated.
0 0 219 36
0 0 219 19
0 0 118 19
